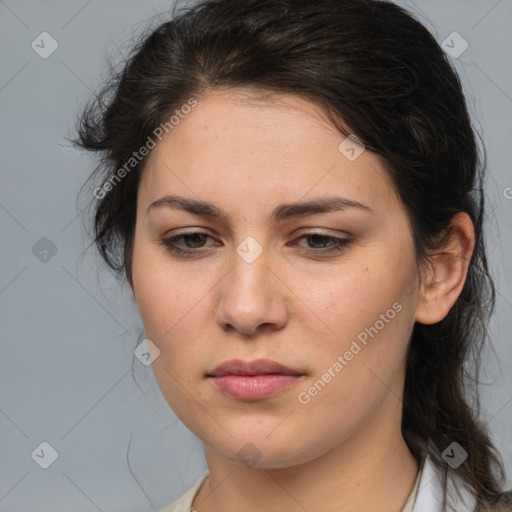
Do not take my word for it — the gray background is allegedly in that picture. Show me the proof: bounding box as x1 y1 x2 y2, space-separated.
0 0 511 510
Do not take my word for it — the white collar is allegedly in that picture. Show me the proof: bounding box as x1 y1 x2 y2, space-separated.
414 453 476 512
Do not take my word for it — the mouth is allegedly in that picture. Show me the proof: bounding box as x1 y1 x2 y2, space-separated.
206 358 305 401
206 358 304 377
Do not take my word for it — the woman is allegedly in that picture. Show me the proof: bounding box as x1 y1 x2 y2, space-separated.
73 0 511 510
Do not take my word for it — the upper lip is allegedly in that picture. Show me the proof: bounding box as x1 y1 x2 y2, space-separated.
207 358 303 377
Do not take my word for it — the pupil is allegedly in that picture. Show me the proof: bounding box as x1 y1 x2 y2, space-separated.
186 233 206 248
310 235 329 248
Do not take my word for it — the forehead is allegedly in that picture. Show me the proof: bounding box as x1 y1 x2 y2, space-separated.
147 88 342 167
138 88 401 218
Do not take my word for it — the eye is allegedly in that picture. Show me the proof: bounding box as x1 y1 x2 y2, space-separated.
160 231 353 257
291 233 353 255
161 231 215 256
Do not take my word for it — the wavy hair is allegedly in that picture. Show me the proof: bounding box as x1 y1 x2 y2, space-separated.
72 0 510 509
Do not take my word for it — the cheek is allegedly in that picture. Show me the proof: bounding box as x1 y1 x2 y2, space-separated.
294 287 412 438
131 241 216 373
295 253 414 340
291 249 416 397
132 240 182 343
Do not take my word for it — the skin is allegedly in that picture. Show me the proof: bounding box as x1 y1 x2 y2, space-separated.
131 88 475 512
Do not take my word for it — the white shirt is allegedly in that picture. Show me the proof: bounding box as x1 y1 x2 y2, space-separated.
159 453 477 511
413 452 476 512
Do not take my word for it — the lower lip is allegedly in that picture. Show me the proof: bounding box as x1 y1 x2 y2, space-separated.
209 374 303 400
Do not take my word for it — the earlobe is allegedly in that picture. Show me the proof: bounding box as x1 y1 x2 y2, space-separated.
414 212 475 325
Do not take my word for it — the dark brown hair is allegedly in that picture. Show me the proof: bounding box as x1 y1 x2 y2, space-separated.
72 0 510 509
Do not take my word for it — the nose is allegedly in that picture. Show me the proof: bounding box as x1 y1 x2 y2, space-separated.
215 249 289 337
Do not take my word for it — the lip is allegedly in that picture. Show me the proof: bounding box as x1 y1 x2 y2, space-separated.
207 358 303 377
206 358 305 401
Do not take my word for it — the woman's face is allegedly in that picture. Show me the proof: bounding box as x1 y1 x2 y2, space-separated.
132 89 424 468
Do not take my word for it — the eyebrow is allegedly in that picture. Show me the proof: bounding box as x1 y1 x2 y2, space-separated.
146 195 373 222
146 195 374 222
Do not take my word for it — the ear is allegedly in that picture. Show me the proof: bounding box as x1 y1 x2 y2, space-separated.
414 212 475 325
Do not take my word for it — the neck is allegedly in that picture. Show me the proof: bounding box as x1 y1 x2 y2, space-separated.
193 392 419 512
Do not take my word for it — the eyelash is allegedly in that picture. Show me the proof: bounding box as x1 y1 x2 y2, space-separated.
160 232 353 257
